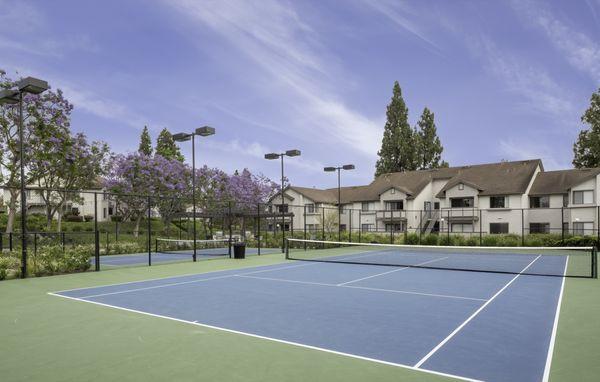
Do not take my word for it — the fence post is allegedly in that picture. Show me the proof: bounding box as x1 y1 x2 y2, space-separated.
521 208 525 246
349 208 352 243
390 209 394 244
322 207 325 248
228 201 233 258
303 204 307 250
9 232 13 252
418 210 422 245
94 192 100 271
479 209 482 246
34 233 37 257
358 210 362 243
257 203 261 255
561 207 565 243
147 196 152 266
447 209 451 242
61 232 65 251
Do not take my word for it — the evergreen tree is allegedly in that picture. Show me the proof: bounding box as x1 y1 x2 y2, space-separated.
375 81 418 176
138 126 152 156
155 128 184 162
416 107 446 169
573 88 600 168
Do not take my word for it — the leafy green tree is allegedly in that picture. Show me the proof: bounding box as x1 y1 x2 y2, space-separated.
375 81 418 176
416 107 446 169
573 88 600 168
138 125 152 156
155 128 184 162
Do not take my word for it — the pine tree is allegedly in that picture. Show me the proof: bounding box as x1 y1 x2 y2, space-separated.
416 107 446 169
375 81 418 177
138 126 153 156
155 128 184 162
573 88 600 168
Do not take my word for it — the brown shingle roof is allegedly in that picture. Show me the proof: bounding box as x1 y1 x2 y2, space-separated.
529 168 600 195
289 160 543 204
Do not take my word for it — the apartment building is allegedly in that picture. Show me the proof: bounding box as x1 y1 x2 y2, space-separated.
269 159 600 236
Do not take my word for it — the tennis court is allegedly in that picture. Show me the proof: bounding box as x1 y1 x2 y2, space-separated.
52 239 596 382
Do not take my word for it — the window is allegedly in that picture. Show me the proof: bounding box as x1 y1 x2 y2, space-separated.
573 222 594 235
530 196 550 208
489 196 506 209
108 206 114 216
361 224 373 232
563 194 569 207
385 201 404 210
573 190 594 205
391 188 395 194
490 223 509 234
361 202 370 211
434 202 440 210
563 222 569 233
451 223 473 233
450 197 474 208
276 204 288 213
458 183 464 190
306 203 315 213
385 223 403 232
530 223 550 234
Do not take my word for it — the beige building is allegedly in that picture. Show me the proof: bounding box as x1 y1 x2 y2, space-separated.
269 159 600 236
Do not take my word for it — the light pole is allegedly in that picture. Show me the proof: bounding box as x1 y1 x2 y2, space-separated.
0 77 49 278
324 164 355 242
264 149 301 252
173 126 215 262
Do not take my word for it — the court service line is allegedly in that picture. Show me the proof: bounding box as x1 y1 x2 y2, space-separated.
336 257 449 286
413 254 542 368
47 292 481 382
542 257 569 382
236 274 486 302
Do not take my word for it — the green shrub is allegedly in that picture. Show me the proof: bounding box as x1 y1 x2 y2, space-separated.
0 254 20 280
30 245 92 276
405 233 419 245
421 234 439 246
465 236 479 246
498 235 520 247
72 225 82 232
482 235 499 246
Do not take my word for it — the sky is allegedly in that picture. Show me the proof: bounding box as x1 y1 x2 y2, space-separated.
1 0 599 189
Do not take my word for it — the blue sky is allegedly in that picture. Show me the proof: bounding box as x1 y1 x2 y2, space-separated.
1 0 599 189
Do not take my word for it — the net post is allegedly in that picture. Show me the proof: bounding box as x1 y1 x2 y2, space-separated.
593 246 598 279
285 238 289 259
94 192 100 272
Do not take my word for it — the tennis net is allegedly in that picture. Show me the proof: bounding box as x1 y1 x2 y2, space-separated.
155 238 233 258
286 238 597 278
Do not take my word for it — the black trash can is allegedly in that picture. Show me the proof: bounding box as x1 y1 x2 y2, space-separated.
233 242 246 259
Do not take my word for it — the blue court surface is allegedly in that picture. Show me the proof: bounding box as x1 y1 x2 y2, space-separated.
93 247 279 267
56 248 567 382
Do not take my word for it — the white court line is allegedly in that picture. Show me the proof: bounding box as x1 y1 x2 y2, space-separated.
47 292 481 382
336 257 449 286
542 256 569 382
413 254 542 368
237 274 486 302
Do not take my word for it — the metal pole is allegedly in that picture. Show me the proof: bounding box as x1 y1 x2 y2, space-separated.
338 168 341 242
19 92 27 278
561 207 565 242
147 196 152 266
280 155 285 253
358 210 362 243
303 204 307 250
349 208 352 243
322 207 325 248
257 203 261 255
228 201 232 258
419 210 422 244
191 135 197 262
94 192 100 271
521 208 525 246
479 209 482 246
390 209 394 244
447 209 451 241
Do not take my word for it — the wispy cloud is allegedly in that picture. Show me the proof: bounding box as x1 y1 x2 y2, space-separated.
164 0 382 157
468 35 576 120
361 0 444 56
499 139 570 170
512 0 600 84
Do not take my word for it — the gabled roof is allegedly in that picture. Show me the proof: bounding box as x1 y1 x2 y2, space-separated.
435 159 542 198
529 168 600 195
288 186 337 204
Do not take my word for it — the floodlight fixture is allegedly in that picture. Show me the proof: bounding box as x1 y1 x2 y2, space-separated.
324 167 336 172
264 153 280 160
17 77 49 94
285 149 301 157
195 126 215 136
342 164 355 170
0 89 19 104
173 133 192 142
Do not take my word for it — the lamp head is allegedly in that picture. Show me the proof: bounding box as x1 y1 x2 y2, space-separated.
173 133 192 142
195 126 215 137
17 77 49 95
0 89 19 104
324 167 336 172
285 149 301 157
342 164 355 170
264 153 280 160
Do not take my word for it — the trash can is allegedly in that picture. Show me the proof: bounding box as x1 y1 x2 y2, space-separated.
233 242 246 259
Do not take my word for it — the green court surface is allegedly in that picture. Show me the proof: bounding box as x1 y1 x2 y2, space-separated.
0 253 598 382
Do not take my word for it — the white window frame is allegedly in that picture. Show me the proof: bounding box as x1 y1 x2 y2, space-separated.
572 190 594 205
